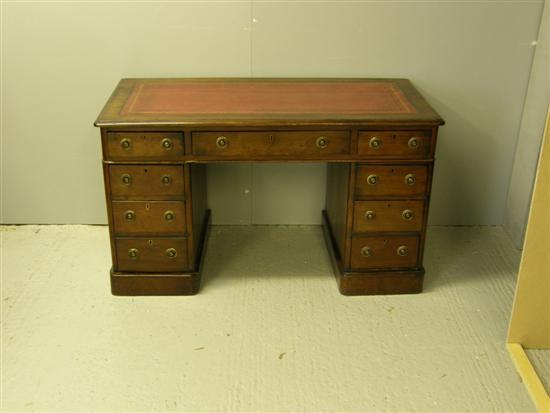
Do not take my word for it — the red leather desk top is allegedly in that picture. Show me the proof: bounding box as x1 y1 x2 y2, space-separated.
95 78 443 126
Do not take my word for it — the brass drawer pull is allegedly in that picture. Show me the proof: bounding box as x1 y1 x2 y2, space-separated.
128 248 139 259
364 210 376 220
164 210 175 221
121 174 132 185
216 136 229 148
165 248 177 259
408 137 420 149
367 174 379 185
316 136 329 149
360 246 373 257
402 209 415 220
161 138 173 150
124 210 135 221
404 174 416 186
369 137 382 149
161 175 172 185
120 138 132 150
397 245 409 256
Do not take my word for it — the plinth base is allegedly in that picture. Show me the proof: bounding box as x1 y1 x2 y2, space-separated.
322 210 424 295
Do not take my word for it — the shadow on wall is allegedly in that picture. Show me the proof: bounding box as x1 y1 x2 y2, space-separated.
427 91 509 227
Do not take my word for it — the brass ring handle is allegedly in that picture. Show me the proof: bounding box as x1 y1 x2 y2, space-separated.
316 136 329 149
397 246 409 256
369 137 382 149
121 174 132 185
161 138 173 150
161 175 172 185
360 246 373 257
165 248 177 259
124 210 135 221
402 209 415 220
120 138 132 150
364 210 376 220
404 174 416 186
408 137 420 149
128 248 139 259
367 174 379 185
164 210 175 221
216 136 229 149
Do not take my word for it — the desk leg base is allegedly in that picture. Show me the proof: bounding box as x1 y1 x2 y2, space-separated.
110 210 211 296
322 210 424 296
337 269 424 296
110 270 201 296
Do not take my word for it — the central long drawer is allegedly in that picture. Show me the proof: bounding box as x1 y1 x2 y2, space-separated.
191 131 350 158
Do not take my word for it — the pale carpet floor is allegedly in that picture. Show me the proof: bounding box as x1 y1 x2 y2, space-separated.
1 225 547 412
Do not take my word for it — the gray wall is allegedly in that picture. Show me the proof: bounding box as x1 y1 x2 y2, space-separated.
504 3 549 248
1 1 545 225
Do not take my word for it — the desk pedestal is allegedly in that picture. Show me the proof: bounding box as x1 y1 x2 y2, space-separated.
105 158 431 296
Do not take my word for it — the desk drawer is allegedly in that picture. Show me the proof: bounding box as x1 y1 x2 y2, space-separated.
192 131 350 158
357 131 432 158
106 132 184 159
115 237 189 272
350 235 419 269
355 165 428 197
109 165 184 199
353 200 424 233
112 201 186 235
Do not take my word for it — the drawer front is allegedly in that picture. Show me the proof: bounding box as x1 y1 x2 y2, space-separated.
106 132 184 159
109 165 184 199
355 165 429 197
192 131 350 158
353 200 424 233
112 201 186 235
357 131 432 158
116 237 189 272
350 235 419 269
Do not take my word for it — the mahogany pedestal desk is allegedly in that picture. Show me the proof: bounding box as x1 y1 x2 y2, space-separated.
95 78 444 296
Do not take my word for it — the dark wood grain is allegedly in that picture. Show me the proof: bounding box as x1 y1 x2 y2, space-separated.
192 130 350 158
109 165 185 200
111 201 186 236
357 130 432 158
110 270 200 296
325 163 351 259
350 235 420 269
352 200 425 233
105 131 184 160
96 77 443 296
355 164 429 197
322 210 423 295
189 164 208 270
115 237 189 272
102 160 118 268
339 269 424 296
